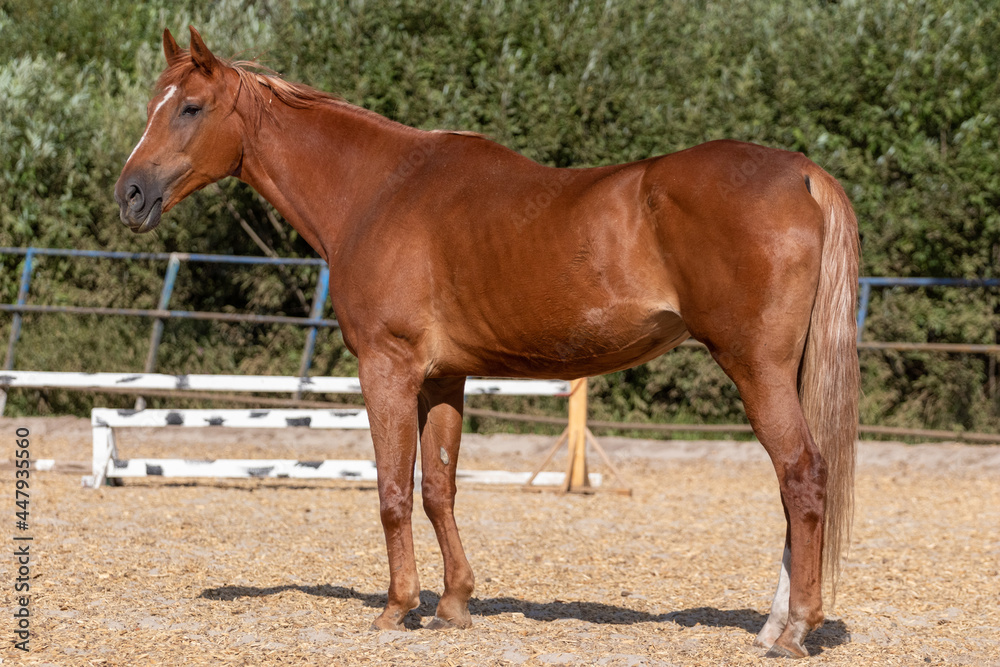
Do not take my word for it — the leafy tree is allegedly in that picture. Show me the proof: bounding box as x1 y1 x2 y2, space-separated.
1 0 997 433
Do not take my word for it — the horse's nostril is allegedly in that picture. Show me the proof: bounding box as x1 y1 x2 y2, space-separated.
127 184 143 210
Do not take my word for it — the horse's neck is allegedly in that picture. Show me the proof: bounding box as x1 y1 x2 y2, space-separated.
238 102 419 262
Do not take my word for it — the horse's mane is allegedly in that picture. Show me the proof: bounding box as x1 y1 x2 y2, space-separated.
156 51 484 139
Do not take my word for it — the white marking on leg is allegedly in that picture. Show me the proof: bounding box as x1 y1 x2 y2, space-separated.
127 85 177 162
755 544 791 648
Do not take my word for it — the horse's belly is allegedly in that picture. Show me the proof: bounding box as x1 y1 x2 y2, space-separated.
547 306 690 377
443 304 690 379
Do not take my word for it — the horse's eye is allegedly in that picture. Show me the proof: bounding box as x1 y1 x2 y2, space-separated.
182 105 202 117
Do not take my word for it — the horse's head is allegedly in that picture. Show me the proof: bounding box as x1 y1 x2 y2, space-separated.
115 27 244 232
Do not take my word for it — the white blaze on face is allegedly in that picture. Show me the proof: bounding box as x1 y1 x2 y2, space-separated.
127 85 178 163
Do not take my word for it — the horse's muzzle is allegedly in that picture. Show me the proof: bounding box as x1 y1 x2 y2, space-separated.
114 173 164 233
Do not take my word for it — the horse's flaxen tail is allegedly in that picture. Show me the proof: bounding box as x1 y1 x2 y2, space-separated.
800 168 860 606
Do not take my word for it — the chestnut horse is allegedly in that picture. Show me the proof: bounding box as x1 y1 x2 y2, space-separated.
116 28 859 658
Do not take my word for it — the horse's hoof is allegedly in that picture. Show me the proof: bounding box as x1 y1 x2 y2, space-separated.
754 631 781 649
369 616 406 632
425 616 456 630
424 615 471 630
764 642 808 659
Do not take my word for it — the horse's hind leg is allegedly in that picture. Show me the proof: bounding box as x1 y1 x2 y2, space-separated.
709 346 826 658
418 377 475 629
755 532 792 649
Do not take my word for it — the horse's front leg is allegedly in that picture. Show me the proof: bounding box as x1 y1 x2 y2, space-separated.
360 356 423 631
418 377 474 629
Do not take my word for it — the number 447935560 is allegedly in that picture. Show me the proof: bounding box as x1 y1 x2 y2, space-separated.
15 427 30 524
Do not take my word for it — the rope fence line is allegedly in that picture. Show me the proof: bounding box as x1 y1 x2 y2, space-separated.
678 339 1000 354
462 408 1000 444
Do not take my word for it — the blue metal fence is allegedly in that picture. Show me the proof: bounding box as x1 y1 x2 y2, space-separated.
1 247 334 378
3 247 1000 378
856 276 1000 345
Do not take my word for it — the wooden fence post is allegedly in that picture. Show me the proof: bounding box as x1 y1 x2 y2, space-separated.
524 377 632 495
565 377 590 491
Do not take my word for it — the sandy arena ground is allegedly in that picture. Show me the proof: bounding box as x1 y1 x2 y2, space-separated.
1 416 999 666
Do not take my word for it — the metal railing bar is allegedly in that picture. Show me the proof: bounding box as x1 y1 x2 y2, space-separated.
0 304 338 328
136 254 183 409
858 277 1000 287
0 249 35 414
857 281 873 342
3 249 35 370
295 265 331 398
0 247 326 266
857 341 1000 353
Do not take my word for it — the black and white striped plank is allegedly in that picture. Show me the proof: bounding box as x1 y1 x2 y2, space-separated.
95 458 598 487
91 408 371 430
85 407 600 488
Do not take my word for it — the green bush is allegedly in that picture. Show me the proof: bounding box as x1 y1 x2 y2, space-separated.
1 0 998 434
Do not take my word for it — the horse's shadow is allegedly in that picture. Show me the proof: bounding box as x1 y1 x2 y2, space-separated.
199 584 849 655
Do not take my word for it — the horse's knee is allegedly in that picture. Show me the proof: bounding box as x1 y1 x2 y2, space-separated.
379 487 414 528
420 479 455 521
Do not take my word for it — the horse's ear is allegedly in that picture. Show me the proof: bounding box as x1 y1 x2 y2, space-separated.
188 26 219 75
163 29 184 67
